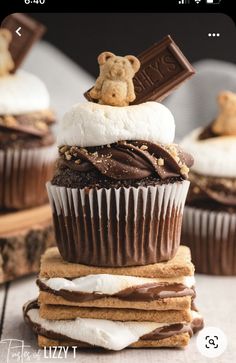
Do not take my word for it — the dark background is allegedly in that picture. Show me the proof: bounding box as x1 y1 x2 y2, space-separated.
31 13 236 76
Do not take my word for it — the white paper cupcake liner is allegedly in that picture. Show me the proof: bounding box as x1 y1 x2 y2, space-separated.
0 145 57 210
182 206 236 275
47 180 190 267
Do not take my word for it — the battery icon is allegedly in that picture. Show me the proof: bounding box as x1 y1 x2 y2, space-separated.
206 0 221 3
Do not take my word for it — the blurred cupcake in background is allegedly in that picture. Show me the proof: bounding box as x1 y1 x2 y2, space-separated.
181 91 236 275
0 29 56 210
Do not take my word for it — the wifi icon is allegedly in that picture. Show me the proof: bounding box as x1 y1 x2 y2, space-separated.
195 0 201 3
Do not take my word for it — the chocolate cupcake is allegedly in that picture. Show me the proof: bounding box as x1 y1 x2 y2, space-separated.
0 69 57 210
47 51 193 267
181 91 236 275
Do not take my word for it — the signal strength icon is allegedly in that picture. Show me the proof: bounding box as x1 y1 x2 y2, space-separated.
178 0 190 4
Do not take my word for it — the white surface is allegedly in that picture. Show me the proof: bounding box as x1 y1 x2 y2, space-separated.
0 70 49 114
58 101 175 147
181 128 236 177
41 274 195 295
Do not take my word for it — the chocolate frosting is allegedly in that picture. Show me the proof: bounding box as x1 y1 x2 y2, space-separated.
24 300 203 346
186 122 236 208
57 140 193 181
0 110 55 149
188 172 236 209
37 279 195 302
198 122 218 140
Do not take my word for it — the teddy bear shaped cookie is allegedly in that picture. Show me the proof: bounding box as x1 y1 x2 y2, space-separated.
89 51 140 107
212 91 236 136
0 28 14 77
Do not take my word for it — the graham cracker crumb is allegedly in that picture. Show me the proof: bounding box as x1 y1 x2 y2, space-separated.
70 146 78 152
80 147 88 154
59 146 69 154
167 145 178 158
157 158 164 166
193 186 200 194
65 151 72 161
35 121 48 131
180 165 189 177
140 144 148 151
4 115 18 127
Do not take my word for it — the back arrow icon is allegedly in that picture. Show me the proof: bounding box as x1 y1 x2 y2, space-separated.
16 27 22 37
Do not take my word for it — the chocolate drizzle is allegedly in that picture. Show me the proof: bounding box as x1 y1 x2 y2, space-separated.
37 279 195 302
116 282 195 301
37 279 105 302
141 323 192 340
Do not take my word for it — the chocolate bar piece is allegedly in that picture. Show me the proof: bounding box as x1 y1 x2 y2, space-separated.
84 35 195 104
1 13 46 72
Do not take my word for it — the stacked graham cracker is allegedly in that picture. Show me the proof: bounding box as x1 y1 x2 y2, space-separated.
24 246 203 350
